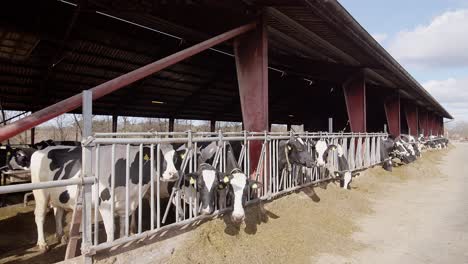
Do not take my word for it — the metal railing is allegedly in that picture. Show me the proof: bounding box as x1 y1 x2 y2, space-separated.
80 130 388 256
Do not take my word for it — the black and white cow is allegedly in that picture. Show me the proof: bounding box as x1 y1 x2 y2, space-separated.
217 142 262 224
393 139 417 164
329 144 352 189
380 137 396 171
30 143 182 251
278 137 315 173
5 146 37 171
400 134 422 157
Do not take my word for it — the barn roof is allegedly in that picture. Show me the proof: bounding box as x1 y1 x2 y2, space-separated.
0 0 452 123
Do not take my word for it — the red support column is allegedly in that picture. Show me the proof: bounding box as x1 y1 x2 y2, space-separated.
343 73 366 132
404 103 418 136
428 112 435 135
384 94 400 137
234 17 268 176
440 117 444 136
418 109 428 136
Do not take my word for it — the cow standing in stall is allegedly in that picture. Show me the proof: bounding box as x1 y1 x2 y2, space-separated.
30 143 182 251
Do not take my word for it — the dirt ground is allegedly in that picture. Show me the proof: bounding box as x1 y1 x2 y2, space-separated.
2 143 466 264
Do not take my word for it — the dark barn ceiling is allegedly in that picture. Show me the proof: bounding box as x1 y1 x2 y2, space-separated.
0 0 451 128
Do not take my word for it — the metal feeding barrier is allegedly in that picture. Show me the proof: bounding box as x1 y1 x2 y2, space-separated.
0 90 391 263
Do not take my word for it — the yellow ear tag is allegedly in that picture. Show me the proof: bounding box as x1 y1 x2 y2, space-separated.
252 183 258 189
223 176 230 183
189 177 196 185
181 152 186 159
287 146 292 150
144 154 150 161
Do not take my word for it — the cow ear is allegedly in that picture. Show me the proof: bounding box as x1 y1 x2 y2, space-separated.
248 180 263 190
326 144 337 152
286 141 294 151
184 173 198 185
220 173 233 184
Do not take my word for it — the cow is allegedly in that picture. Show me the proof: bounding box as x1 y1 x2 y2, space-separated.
399 134 422 157
329 144 352 189
30 143 182 251
5 145 37 171
380 136 396 171
393 139 417 164
206 141 261 224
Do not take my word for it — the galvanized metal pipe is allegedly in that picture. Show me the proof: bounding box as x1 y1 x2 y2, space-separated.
0 177 94 194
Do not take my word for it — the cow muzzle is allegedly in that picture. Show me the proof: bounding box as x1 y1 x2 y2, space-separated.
162 171 179 181
200 206 213 215
231 213 245 224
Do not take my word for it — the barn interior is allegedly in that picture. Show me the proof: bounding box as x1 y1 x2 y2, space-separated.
0 0 451 138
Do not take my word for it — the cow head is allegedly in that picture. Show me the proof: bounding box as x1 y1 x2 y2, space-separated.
6 147 35 170
394 141 415 163
184 164 221 215
221 169 262 224
160 143 183 181
285 137 314 168
314 140 336 167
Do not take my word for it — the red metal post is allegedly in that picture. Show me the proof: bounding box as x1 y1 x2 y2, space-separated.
440 117 444 136
419 110 428 136
428 112 435 135
0 22 257 143
234 17 268 176
383 94 401 137
343 73 366 132
404 102 418 136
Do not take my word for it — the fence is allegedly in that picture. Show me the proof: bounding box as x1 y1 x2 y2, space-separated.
79 129 388 257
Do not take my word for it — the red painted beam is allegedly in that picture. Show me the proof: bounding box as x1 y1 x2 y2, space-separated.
419 110 428 136
384 94 400 136
428 112 436 136
404 102 418 136
0 22 257 143
343 74 366 132
440 117 444 136
234 17 268 177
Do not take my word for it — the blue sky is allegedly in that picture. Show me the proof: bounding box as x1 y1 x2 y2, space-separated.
339 0 468 121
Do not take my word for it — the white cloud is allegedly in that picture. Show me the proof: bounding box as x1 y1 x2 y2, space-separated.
423 77 468 120
371 33 388 44
388 9 468 68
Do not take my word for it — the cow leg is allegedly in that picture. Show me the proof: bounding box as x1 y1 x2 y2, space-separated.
33 189 49 251
99 206 114 242
130 213 136 235
54 207 68 244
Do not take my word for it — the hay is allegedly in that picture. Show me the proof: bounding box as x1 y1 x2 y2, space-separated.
168 148 448 264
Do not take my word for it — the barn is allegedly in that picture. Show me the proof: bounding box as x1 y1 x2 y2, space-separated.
0 0 452 263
